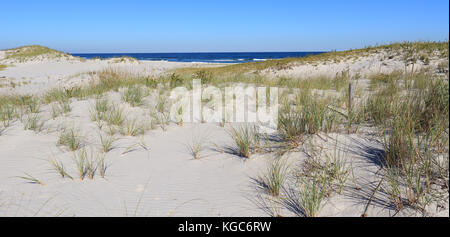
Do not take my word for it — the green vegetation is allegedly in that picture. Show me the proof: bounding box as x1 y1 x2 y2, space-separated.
17 173 45 186
258 159 289 197
228 125 260 158
120 118 145 136
296 173 327 217
187 132 208 159
0 41 448 217
99 133 117 153
278 90 337 146
3 45 78 62
50 158 73 179
121 85 144 106
175 41 448 78
112 56 139 63
58 127 83 151
22 113 44 132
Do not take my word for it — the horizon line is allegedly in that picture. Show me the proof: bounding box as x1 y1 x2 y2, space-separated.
70 50 329 54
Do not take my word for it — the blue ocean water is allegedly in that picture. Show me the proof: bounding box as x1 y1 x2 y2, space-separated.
72 52 325 64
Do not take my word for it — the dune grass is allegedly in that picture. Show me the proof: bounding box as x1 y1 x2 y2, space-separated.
50 158 73 179
120 119 145 136
174 41 448 79
103 105 125 126
187 132 209 159
228 124 260 158
277 90 337 147
259 159 289 197
3 45 81 62
22 113 44 132
58 127 83 151
97 153 108 178
121 85 144 106
0 104 16 127
0 41 448 216
297 173 327 217
377 75 449 213
99 132 117 153
17 173 45 186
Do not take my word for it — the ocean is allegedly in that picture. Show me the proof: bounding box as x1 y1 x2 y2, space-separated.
72 52 325 64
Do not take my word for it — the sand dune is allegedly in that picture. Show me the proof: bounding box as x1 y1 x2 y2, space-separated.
0 44 448 217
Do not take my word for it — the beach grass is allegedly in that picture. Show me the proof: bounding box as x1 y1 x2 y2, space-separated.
259 159 289 197
50 158 73 179
18 173 45 186
99 132 117 153
121 85 144 106
187 132 208 159
120 118 145 136
22 113 44 132
297 173 327 217
228 124 260 158
3 45 77 62
174 41 448 78
58 127 83 151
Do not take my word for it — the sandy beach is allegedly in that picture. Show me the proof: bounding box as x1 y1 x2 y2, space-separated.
0 43 448 217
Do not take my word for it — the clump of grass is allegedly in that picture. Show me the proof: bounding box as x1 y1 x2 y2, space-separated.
384 167 404 211
259 159 289 197
51 101 71 118
187 133 208 159
23 113 44 132
43 87 72 104
168 73 184 88
369 70 403 90
278 91 336 147
72 148 107 180
437 60 449 74
0 104 16 127
323 147 351 194
297 173 327 217
95 96 109 113
85 154 97 180
104 105 125 126
97 153 108 178
99 133 117 152
300 141 351 196
228 124 260 158
90 96 109 122
51 104 62 119
120 119 145 136
112 56 138 63
73 149 88 180
151 103 170 131
20 96 41 113
121 85 144 106
58 127 82 151
156 94 168 113
50 159 73 179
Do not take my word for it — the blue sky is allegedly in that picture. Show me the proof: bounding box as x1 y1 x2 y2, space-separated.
1 0 448 53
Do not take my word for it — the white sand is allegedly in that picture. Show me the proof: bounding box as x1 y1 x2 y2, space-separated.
0 51 448 217
262 50 446 79
0 58 222 95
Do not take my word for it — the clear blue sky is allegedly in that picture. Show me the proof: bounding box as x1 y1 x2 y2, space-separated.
1 0 448 53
